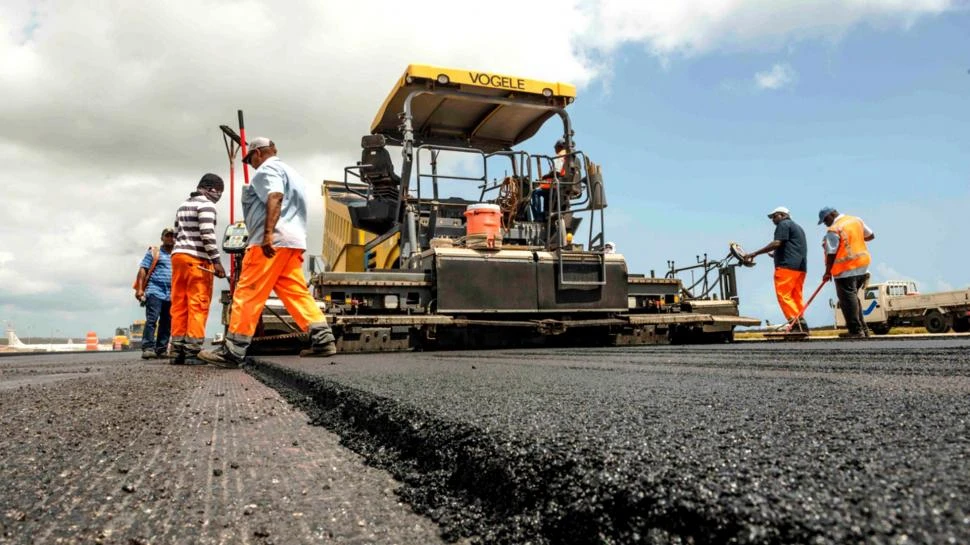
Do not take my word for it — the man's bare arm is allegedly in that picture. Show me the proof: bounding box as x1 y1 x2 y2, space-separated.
260 192 284 258
747 240 782 258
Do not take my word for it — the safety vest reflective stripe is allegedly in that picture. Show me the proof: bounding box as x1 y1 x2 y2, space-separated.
828 215 870 276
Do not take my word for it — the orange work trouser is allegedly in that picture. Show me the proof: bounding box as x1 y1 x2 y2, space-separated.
228 247 325 340
774 267 806 321
170 253 214 353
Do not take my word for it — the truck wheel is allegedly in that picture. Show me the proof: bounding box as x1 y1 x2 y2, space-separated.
952 317 970 333
924 310 949 334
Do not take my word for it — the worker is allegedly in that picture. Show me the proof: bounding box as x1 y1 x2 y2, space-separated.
170 174 227 365
604 241 616 254
531 139 569 222
819 207 875 339
134 227 175 359
743 206 808 330
198 137 337 368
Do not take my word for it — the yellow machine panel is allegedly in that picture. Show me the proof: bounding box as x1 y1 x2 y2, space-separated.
322 181 400 272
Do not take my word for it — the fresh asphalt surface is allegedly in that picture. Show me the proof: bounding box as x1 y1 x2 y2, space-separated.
250 339 970 544
2 339 969 544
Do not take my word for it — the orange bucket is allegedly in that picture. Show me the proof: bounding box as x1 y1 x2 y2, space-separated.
85 331 99 351
464 204 502 249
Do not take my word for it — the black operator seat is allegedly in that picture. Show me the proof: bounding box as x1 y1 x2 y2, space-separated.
359 134 401 188
349 134 400 235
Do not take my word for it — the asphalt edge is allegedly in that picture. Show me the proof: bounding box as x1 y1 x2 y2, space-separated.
243 357 817 545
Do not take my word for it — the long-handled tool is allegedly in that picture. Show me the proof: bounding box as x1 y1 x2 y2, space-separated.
764 278 829 341
218 109 250 290
220 124 241 282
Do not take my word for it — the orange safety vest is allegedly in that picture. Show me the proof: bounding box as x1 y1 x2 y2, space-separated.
827 215 871 276
540 149 568 190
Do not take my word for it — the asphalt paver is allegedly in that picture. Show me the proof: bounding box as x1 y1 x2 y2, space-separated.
250 339 970 545
0 352 450 545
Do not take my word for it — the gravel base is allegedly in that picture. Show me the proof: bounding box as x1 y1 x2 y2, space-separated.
249 340 970 544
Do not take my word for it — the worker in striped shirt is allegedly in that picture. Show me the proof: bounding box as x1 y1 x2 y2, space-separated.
170 173 226 364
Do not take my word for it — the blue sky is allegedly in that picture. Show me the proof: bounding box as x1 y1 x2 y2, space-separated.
536 10 970 326
0 1 967 338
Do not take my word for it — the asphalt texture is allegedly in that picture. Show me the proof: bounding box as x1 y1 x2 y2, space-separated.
248 339 970 545
0 352 450 545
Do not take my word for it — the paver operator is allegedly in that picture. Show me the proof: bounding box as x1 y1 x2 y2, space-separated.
743 206 809 329
818 206 875 339
199 137 337 368
170 174 227 364
532 139 568 222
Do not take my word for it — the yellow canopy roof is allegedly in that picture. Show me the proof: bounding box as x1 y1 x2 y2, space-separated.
371 64 577 152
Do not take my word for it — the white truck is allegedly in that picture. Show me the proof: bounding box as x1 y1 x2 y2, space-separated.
832 280 970 335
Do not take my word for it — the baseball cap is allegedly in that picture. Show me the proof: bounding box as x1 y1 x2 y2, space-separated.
767 206 790 218
242 137 273 165
161 227 175 237
817 206 836 224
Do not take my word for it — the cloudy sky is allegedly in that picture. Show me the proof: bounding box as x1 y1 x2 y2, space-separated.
1 0 968 338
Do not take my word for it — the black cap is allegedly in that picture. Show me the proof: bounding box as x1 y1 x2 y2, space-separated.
555 138 567 150
197 173 224 191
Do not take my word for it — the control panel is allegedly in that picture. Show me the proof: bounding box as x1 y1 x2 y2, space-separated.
222 222 249 254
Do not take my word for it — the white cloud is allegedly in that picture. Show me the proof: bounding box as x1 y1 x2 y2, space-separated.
754 63 797 90
577 0 955 57
0 0 960 336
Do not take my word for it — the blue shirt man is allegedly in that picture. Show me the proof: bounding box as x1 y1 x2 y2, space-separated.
135 228 175 358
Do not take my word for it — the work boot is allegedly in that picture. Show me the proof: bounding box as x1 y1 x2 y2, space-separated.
168 347 184 365
141 350 157 360
839 331 866 339
198 347 241 369
796 318 810 333
301 322 338 357
300 342 338 358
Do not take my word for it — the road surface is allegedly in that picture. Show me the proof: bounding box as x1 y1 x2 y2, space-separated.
3 339 969 544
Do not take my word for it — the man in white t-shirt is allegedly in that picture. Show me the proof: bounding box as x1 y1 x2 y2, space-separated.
199 138 336 367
